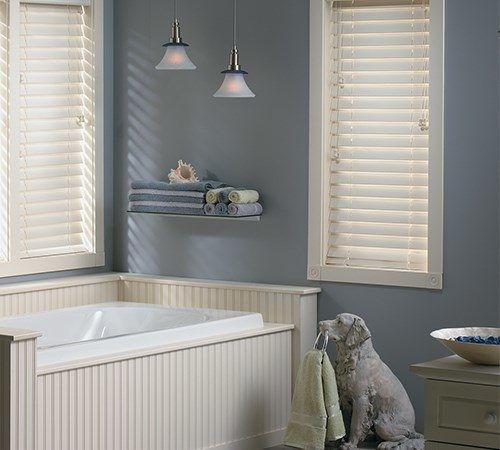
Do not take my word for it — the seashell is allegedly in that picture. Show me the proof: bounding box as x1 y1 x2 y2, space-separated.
168 160 199 183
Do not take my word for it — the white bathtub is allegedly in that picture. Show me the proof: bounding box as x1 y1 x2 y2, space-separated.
0 302 264 367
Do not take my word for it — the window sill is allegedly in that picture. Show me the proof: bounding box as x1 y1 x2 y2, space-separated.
307 265 442 290
0 252 105 278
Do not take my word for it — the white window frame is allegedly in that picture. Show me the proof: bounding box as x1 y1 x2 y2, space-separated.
0 0 105 277
307 0 444 289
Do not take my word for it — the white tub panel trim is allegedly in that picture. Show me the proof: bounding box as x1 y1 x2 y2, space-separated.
0 273 120 296
0 328 42 342
118 273 322 295
38 323 294 375
0 272 321 297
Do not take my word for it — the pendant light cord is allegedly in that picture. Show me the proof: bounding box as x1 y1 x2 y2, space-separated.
233 0 237 47
174 0 178 20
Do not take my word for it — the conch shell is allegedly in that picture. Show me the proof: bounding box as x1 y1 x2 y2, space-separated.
168 160 199 183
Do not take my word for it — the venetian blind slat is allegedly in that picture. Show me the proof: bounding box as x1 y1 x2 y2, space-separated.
19 2 94 259
327 2 430 272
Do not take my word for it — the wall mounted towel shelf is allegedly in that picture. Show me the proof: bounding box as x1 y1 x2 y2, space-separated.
127 211 261 222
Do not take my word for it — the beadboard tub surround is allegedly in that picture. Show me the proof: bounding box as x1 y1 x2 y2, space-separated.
118 273 320 377
0 273 319 450
0 272 320 378
1 322 293 450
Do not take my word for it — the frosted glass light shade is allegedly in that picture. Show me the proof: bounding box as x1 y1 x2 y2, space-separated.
155 44 196 70
213 71 255 98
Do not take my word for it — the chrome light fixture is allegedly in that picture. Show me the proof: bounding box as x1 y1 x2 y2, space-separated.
155 0 196 70
213 0 255 98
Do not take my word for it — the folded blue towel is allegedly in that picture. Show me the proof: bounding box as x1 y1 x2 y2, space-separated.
129 188 205 199
203 204 215 215
129 203 204 216
228 202 263 216
131 180 227 192
215 202 228 215
129 193 205 204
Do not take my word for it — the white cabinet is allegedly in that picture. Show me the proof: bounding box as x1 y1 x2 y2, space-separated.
412 356 500 450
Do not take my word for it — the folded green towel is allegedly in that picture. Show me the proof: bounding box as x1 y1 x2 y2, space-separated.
283 349 345 450
228 189 259 204
206 187 235 204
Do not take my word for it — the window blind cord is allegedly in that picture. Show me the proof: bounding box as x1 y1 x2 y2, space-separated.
91 3 96 249
417 0 429 130
331 1 341 163
346 5 354 267
66 5 71 251
421 1 429 124
21 10 28 257
407 3 415 271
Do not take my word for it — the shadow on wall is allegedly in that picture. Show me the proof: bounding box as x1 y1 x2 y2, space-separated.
120 19 279 278
120 26 260 275
123 28 164 274
114 0 311 283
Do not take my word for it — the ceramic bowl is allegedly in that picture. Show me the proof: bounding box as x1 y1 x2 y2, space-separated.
431 327 500 366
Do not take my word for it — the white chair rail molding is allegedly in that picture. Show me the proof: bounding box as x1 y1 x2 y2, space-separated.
0 272 319 450
307 0 444 289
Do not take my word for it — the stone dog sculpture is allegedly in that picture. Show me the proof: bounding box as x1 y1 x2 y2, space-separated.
319 313 424 450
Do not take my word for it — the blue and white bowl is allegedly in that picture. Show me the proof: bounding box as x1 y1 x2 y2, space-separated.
431 327 500 366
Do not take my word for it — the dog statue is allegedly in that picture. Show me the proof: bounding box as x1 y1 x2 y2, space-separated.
319 314 424 450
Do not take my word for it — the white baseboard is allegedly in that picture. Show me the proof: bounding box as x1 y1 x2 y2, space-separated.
214 429 285 450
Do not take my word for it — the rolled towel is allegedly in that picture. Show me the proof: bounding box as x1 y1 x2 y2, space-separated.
203 204 215 215
218 190 230 204
129 201 203 215
228 189 259 204
214 202 228 215
227 202 263 216
206 187 235 204
129 193 205 204
131 180 228 193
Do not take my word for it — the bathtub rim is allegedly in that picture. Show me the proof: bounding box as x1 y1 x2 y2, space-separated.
0 301 264 350
31 322 294 375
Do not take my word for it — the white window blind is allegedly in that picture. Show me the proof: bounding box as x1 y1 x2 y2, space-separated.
327 1 430 272
19 2 95 258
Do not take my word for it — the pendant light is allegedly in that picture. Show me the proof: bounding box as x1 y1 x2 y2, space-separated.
155 0 196 70
213 0 255 98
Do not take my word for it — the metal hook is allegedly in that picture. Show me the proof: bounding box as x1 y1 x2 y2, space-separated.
313 331 329 352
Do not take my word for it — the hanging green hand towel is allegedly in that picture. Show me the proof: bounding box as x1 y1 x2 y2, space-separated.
322 353 346 443
283 349 345 450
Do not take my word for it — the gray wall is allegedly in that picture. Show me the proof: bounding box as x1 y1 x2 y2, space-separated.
0 0 114 284
113 0 500 430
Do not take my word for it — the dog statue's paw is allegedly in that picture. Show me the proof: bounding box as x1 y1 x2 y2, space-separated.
340 442 357 450
377 442 399 450
377 438 425 450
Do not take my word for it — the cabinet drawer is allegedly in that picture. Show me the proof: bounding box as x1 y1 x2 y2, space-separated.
425 380 500 449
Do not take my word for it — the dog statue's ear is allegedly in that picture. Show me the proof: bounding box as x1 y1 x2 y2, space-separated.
346 317 371 347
